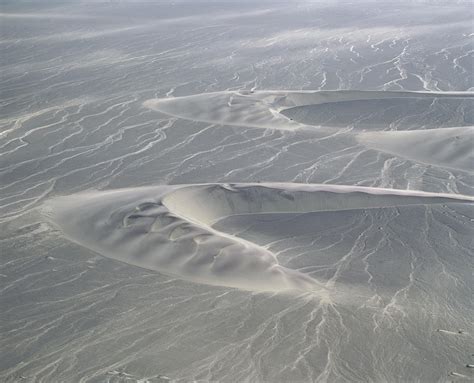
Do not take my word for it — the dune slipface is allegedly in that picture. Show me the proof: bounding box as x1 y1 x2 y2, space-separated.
43 185 320 293
2 3 474 381
144 90 474 172
43 183 474 294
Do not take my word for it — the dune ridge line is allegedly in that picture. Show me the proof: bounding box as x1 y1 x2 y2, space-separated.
43 183 473 293
144 89 474 131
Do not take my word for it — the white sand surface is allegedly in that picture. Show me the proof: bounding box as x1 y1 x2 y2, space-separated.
145 90 473 173
2 2 474 382
43 183 473 294
144 90 473 131
358 127 473 172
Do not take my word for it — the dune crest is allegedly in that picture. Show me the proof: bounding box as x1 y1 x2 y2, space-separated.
144 90 473 172
144 89 473 131
43 183 473 293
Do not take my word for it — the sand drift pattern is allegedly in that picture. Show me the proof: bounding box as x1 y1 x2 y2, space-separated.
145 89 474 172
44 183 473 294
2 1 474 381
2 2 474 380
43 89 474 294
36 89 474 381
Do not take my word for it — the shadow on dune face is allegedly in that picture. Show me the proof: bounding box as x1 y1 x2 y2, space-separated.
43 183 474 296
144 90 474 173
280 97 473 130
144 90 474 131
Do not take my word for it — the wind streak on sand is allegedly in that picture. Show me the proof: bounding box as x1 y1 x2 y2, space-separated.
42 183 474 294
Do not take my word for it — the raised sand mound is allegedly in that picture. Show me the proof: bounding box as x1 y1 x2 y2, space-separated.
144 89 473 131
144 90 474 172
43 183 474 293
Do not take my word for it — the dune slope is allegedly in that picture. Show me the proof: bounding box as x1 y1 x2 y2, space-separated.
43 183 473 294
145 90 474 173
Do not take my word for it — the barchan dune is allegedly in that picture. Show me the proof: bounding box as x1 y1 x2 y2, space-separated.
43 183 474 294
3 2 474 381
45 87 474 293
144 89 473 130
144 89 474 172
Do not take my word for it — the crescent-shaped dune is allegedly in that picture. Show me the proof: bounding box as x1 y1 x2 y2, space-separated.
144 90 474 172
4 3 474 381
144 89 473 131
43 183 474 294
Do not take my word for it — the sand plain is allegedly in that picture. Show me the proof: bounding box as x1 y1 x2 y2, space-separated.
1 1 473 382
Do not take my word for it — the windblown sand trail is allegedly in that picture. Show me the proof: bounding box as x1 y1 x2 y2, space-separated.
37 89 473 381
2 2 473 381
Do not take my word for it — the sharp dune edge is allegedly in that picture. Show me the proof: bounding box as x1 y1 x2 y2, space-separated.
3 3 474 381
43 183 474 294
143 89 473 131
144 89 474 173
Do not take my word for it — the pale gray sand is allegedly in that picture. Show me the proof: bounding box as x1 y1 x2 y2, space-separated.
43 183 473 294
358 126 474 172
1 1 473 382
144 90 473 132
281 97 473 130
145 90 474 172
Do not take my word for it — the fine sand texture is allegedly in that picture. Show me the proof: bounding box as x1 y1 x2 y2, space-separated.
1 2 473 382
43 183 473 294
144 89 473 132
144 90 473 173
